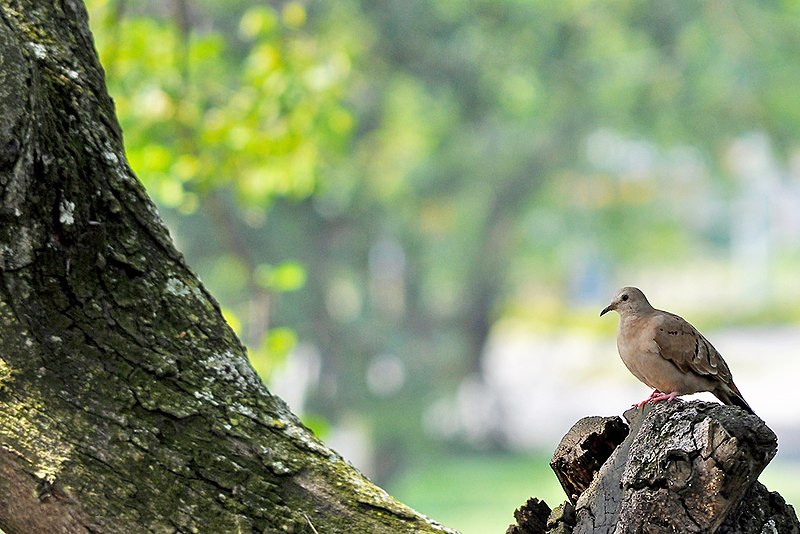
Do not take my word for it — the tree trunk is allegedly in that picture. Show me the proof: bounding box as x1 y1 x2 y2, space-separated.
0 1 454 532
510 401 800 534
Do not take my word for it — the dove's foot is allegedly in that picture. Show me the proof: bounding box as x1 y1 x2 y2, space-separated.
634 389 663 408
649 391 679 403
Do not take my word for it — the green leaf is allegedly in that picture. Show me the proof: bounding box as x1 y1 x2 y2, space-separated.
254 262 306 292
239 6 278 40
266 327 298 360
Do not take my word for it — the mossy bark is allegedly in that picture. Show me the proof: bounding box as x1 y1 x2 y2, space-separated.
0 1 455 532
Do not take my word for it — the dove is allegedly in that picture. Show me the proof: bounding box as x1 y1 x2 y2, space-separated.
600 287 754 414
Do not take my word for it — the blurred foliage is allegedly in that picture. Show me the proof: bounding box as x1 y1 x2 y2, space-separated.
88 0 355 378
88 0 800 485
91 0 352 212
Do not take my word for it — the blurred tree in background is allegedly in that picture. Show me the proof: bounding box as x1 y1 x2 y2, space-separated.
87 0 800 488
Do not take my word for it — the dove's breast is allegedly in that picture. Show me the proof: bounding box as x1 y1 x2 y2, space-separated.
616 314 710 394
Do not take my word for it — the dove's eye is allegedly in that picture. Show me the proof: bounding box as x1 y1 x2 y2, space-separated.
621 294 629 302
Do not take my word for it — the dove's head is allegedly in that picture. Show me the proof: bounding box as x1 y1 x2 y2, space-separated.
600 286 652 317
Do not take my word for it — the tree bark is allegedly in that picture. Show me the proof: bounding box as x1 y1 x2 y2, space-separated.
515 401 800 534
0 1 455 532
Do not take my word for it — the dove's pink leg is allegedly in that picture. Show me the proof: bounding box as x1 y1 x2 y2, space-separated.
634 389 663 408
633 389 680 407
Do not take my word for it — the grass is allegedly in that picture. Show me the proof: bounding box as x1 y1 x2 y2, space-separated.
388 452 800 534
387 452 566 534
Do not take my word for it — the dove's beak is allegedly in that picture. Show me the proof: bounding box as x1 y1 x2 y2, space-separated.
600 304 614 316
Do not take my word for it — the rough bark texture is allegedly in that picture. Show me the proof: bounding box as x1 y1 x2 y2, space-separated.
509 400 800 534
599 402 776 533
0 1 455 532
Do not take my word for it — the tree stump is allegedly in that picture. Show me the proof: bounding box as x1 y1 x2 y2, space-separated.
508 400 800 533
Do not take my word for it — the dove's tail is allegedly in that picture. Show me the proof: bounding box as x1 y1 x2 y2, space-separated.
713 383 755 415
